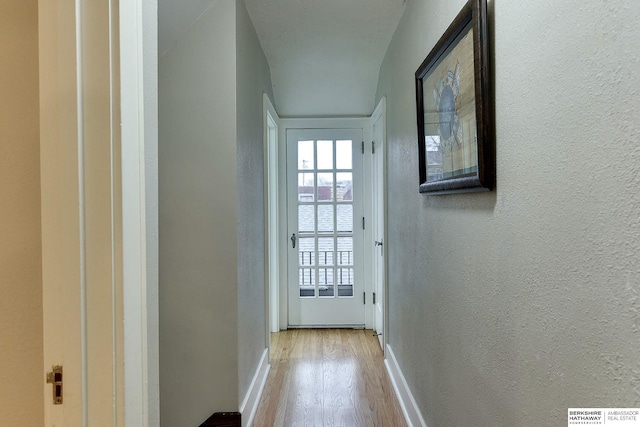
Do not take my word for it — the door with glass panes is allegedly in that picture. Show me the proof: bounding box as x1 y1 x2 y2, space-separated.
287 129 365 327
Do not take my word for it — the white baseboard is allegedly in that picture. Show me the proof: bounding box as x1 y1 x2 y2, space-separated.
240 348 270 427
385 344 428 427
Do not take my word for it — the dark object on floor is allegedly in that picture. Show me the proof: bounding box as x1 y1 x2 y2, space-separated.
199 412 241 427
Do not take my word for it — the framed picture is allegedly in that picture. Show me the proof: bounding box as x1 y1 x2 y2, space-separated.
415 0 494 195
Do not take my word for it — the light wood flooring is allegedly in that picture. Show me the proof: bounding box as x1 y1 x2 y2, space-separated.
253 329 407 427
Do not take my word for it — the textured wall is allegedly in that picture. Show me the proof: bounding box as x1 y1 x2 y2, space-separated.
235 0 275 405
0 0 43 425
376 0 640 425
159 1 239 425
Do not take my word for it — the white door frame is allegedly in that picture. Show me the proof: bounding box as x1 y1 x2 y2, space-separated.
120 0 160 425
370 97 387 350
45 0 162 424
263 94 280 335
40 0 140 424
278 118 374 329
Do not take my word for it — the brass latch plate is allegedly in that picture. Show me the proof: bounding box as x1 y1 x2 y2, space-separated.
46 365 63 404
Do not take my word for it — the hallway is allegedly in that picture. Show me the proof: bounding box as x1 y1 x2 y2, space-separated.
253 329 406 427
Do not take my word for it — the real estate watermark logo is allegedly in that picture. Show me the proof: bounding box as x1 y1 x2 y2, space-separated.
568 409 640 426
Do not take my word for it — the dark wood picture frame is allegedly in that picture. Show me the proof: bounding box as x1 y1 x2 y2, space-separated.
415 0 494 195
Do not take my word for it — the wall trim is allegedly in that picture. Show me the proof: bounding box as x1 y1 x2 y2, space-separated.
385 344 428 427
263 93 280 334
120 0 160 425
239 348 270 427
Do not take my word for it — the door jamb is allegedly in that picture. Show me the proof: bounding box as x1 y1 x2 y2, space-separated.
278 118 373 329
263 94 280 341
120 0 160 425
369 97 388 352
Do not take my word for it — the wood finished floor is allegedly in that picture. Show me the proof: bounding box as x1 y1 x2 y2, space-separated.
253 329 407 427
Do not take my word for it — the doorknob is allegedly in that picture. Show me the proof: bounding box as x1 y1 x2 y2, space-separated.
291 233 296 248
374 240 383 247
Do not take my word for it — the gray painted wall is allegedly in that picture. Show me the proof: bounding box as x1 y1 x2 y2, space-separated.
159 1 239 425
159 0 274 424
376 0 640 425
236 0 276 406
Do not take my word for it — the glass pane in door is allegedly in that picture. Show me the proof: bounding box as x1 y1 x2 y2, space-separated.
298 173 315 201
298 140 314 169
298 237 315 297
337 237 354 296
298 205 314 233
317 205 334 233
336 205 352 232
336 173 352 202
317 173 334 201
336 140 352 169
317 140 333 170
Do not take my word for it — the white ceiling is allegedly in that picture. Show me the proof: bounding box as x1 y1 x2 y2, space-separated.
159 0 405 117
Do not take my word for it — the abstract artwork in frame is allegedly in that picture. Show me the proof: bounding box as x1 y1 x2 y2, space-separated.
415 0 494 195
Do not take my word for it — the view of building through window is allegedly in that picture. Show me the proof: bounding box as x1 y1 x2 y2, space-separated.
297 139 354 298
